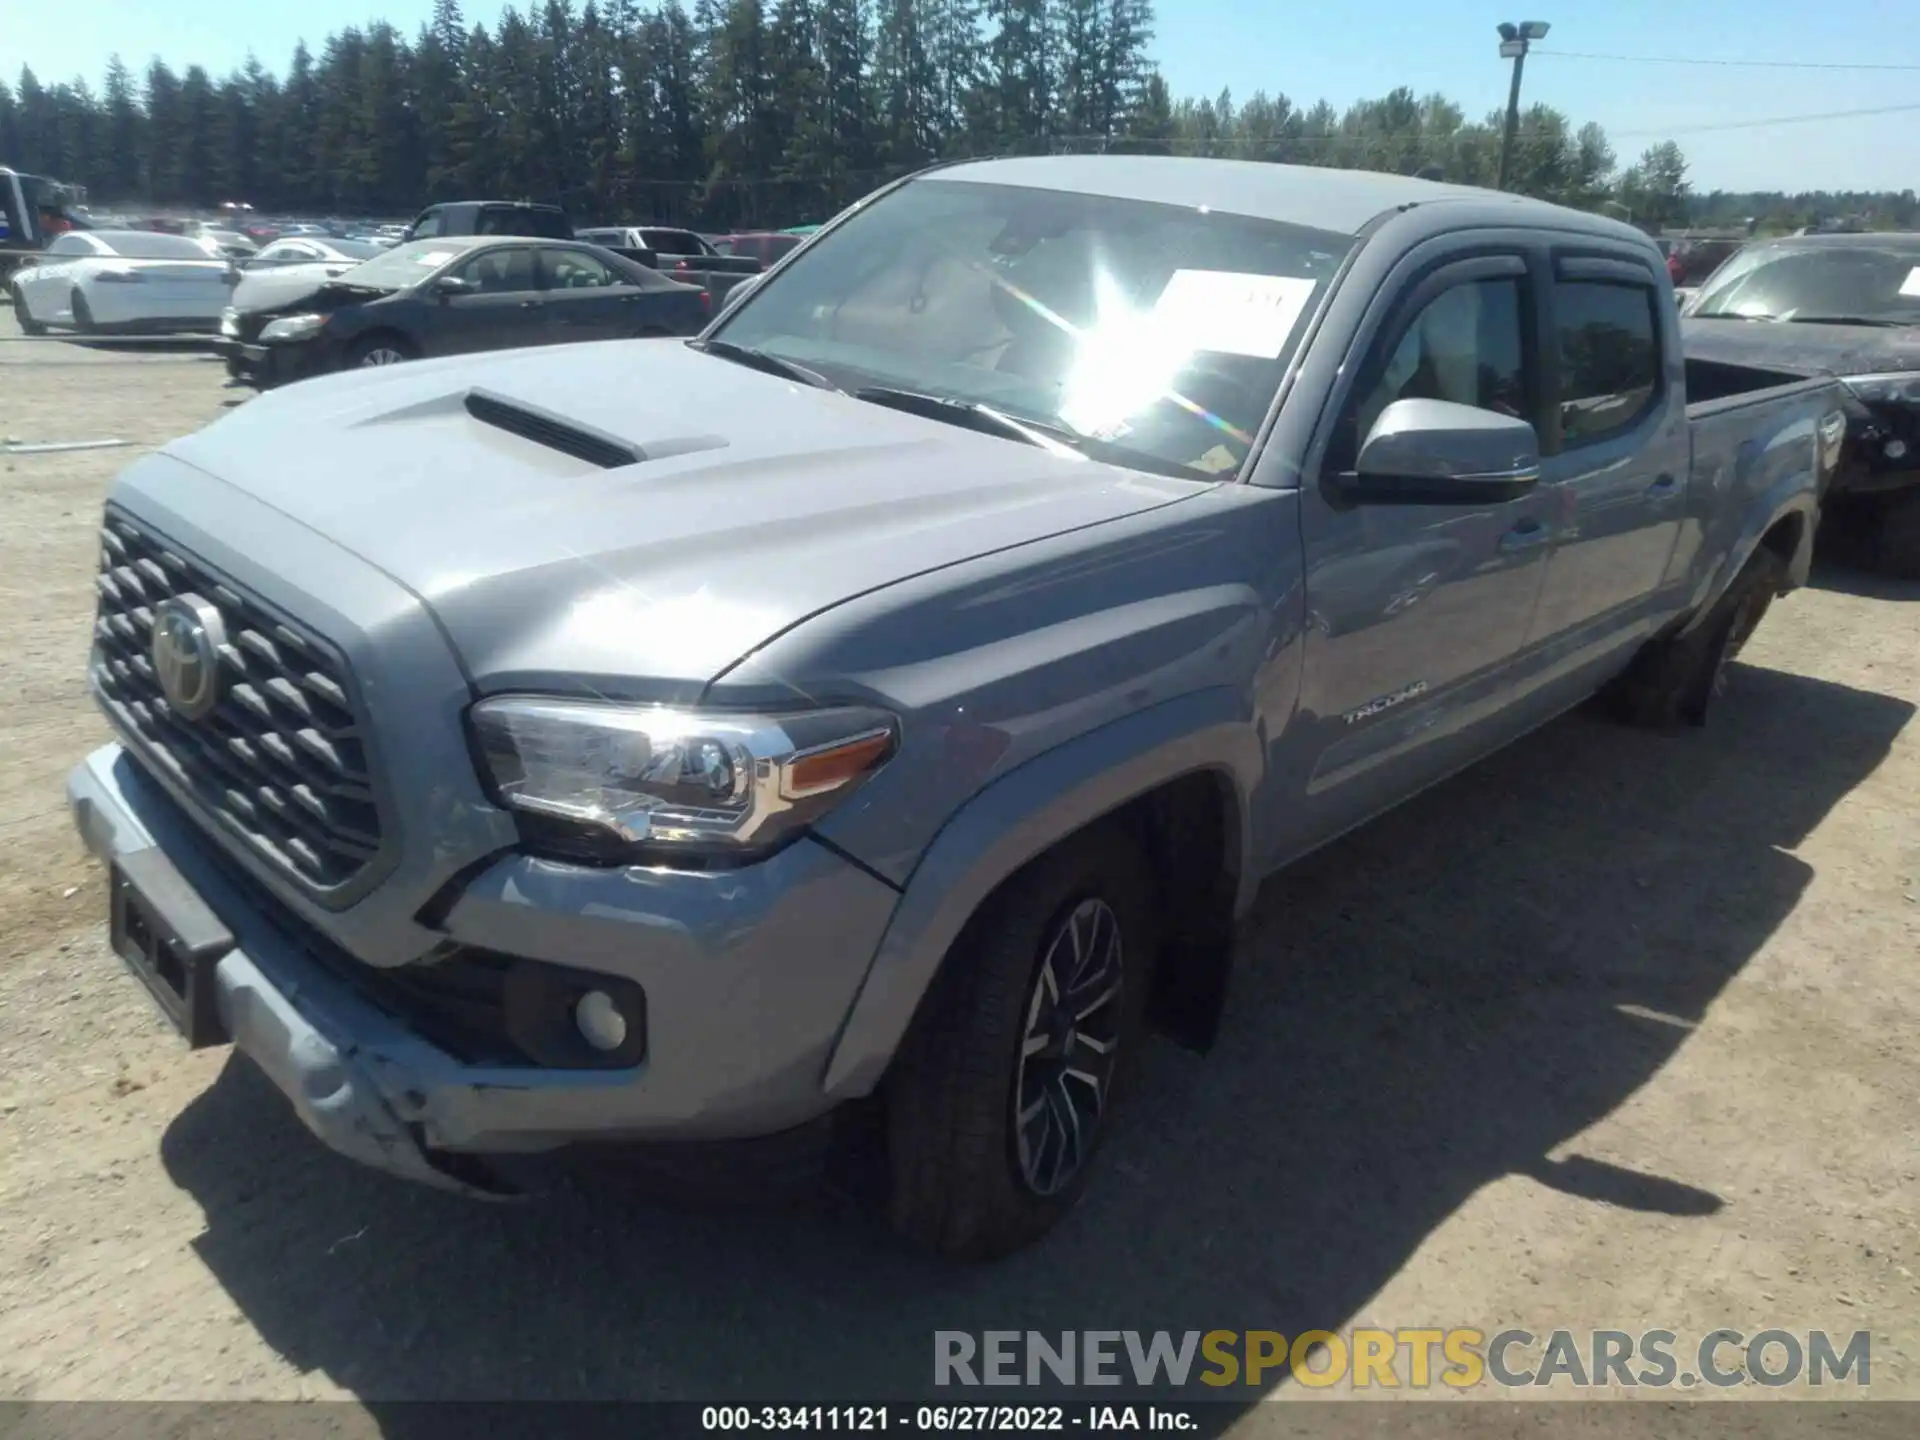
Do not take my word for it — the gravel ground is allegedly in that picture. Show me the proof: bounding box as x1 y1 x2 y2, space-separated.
1 307 1917 1429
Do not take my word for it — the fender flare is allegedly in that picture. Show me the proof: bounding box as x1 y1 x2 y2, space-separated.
819 687 1263 1099
1677 479 1819 639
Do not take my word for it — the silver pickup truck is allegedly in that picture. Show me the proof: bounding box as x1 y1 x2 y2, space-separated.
67 157 1848 1258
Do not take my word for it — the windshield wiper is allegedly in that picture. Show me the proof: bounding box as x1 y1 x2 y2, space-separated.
689 337 841 390
851 385 1221 482
1781 315 1913 328
851 385 1077 452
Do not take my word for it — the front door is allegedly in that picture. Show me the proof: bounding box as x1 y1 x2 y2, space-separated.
1286 253 1556 855
1524 255 1688 671
434 245 542 355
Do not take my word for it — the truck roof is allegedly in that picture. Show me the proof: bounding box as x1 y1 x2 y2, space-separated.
934 154 1640 242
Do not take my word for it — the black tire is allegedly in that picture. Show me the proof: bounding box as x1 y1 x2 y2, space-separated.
69 289 95 335
1604 547 1785 730
1867 490 1920 580
886 824 1156 1260
348 332 416 369
11 285 46 336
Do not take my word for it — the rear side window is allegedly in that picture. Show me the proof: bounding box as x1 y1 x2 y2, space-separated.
1554 281 1661 446
640 229 703 256
410 210 445 240
481 206 570 240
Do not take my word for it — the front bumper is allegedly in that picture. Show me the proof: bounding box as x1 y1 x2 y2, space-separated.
69 742 902 1192
217 336 330 387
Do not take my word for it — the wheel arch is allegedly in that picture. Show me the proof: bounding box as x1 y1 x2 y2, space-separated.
820 687 1261 1100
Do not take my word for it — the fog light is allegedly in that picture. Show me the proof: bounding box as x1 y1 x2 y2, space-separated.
574 990 629 1051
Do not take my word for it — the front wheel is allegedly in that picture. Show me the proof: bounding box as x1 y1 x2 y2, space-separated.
1867 490 1920 580
348 333 415 368
11 285 46 336
885 826 1155 1259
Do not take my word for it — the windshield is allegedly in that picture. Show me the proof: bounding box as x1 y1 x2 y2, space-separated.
712 178 1354 479
1691 240 1920 325
336 238 481 289
93 231 212 260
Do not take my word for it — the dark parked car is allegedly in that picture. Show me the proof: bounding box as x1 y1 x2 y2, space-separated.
1683 231 1920 574
217 236 709 388
402 201 574 243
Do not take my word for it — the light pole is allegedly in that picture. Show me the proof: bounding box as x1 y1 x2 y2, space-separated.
1495 20 1550 192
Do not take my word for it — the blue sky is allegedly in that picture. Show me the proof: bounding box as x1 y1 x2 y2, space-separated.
9 0 1918 193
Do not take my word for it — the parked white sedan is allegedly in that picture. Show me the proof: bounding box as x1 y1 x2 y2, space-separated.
8 230 232 336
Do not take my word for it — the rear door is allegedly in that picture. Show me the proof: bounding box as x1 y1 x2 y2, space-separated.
430 245 543 354
1523 253 1687 671
1289 247 1557 848
535 246 645 342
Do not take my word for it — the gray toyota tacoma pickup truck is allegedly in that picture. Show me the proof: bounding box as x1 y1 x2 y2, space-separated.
68 156 1848 1258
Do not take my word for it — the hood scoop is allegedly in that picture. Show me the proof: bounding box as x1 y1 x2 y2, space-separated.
458 387 732 471
464 389 643 469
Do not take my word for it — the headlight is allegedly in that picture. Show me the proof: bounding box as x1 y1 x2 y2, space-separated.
259 312 326 342
470 698 897 861
1841 372 1920 406
219 308 240 337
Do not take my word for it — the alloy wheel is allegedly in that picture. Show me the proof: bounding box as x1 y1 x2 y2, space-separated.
1012 896 1125 1197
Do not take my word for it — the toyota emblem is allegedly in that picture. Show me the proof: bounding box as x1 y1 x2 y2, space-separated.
151 595 227 720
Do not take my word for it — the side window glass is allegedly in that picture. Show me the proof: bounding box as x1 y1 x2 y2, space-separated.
547 251 620 289
1333 276 1529 471
454 247 537 294
412 212 443 240
1554 281 1661 445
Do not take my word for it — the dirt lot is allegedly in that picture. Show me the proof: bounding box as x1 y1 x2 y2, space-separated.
1 306 1917 1423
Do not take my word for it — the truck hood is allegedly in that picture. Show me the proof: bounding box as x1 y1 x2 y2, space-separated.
1682 317 1920 378
161 340 1206 691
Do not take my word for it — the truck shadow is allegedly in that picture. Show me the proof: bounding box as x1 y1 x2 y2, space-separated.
158 663 1911 1424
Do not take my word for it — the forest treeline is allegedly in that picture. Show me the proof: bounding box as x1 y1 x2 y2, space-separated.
3 0 1913 233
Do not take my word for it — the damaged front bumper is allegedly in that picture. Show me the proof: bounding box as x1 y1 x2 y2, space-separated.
68 742 902 1195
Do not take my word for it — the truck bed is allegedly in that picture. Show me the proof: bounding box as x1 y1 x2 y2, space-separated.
1683 360 1848 592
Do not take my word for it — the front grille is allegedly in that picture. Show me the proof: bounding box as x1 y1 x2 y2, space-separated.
90 511 386 895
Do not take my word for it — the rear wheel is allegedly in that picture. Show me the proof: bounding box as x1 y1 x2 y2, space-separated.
10 285 46 336
349 333 415 368
69 289 95 335
1604 547 1784 729
885 825 1155 1259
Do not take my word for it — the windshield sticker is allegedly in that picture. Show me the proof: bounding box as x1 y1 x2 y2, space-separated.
1901 267 1920 298
1192 444 1242 475
1151 270 1318 358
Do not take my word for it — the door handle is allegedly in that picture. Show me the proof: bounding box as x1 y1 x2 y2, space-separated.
1647 473 1679 497
519 299 542 308
1498 519 1552 556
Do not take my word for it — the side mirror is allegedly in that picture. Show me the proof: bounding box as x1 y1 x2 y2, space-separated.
1340 398 1540 506
431 274 473 298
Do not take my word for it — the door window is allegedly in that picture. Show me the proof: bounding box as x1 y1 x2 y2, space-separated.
452 247 537 294
1553 281 1661 446
1333 276 1532 470
410 210 445 240
545 250 621 289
